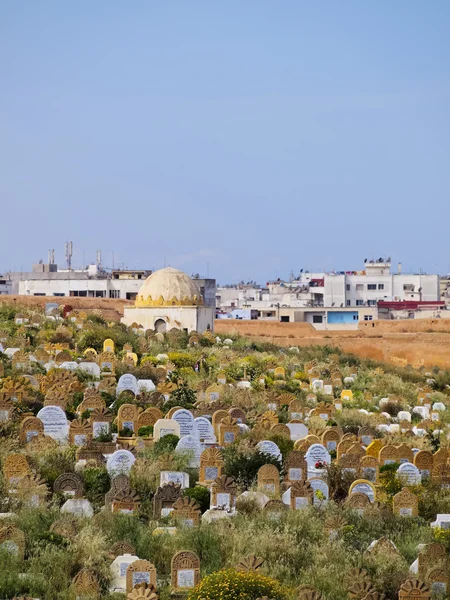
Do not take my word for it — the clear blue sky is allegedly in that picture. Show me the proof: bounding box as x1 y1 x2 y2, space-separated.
1 1 449 284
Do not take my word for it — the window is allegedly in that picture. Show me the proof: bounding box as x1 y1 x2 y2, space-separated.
378 284 384 290
109 290 120 298
356 284 364 291
312 315 323 323
53 293 65 297
403 284 414 291
364 315 373 321
34 293 46 296
356 299 364 306
368 300 377 306
346 284 350 291
126 292 137 300
346 300 351 306
367 284 377 290
280 316 290 322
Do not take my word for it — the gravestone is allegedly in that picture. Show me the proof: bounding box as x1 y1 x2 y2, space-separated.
153 482 182 519
195 417 216 443
210 475 237 511
160 471 190 489
349 480 376 503
126 559 157 593
153 419 180 441
256 440 282 461
107 450 136 477
199 448 224 486
172 409 196 437
171 550 201 592
288 481 314 509
257 464 280 496
309 477 329 506
171 497 202 527
61 498 94 518
117 374 138 396
175 435 203 468
36 405 69 442
305 444 331 470
393 488 418 517
397 463 421 486
110 553 140 592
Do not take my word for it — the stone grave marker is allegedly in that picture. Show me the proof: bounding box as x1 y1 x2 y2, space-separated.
107 450 136 477
398 579 430 599
68 418 91 447
284 451 307 484
397 462 421 486
349 479 376 502
61 497 94 518
194 417 216 443
171 550 200 592
431 514 450 529
218 416 239 446
53 472 84 498
256 440 282 461
199 448 224 486
2 454 31 489
309 477 329 506
321 428 340 452
287 422 308 441
160 471 190 489
110 553 140 592
126 559 157 593
210 475 237 511
117 404 139 434
288 481 314 510
360 456 379 483
172 409 196 438
36 405 69 442
175 435 203 468
393 488 418 517
171 497 201 527
153 482 182 519
116 374 138 397
257 464 280 496
0 525 25 559
153 419 180 441
305 444 331 470
414 450 433 477
19 416 44 444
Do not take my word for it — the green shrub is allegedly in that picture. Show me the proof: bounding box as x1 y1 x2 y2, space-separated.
188 568 291 600
138 425 154 438
153 434 180 455
83 467 111 504
223 448 282 489
184 486 211 513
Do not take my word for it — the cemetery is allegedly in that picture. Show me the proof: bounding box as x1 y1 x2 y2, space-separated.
1 303 450 599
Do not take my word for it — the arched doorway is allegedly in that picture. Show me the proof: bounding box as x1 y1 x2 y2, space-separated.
154 319 167 333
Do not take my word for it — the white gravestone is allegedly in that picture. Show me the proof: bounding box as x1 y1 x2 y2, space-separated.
61 498 94 518
287 423 308 441
305 444 331 470
175 435 203 468
106 450 136 477
256 440 282 461
110 554 140 592
351 482 375 502
160 471 190 489
116 374 138 396
36 406 69 442
397 462 422 486
78 362 101 377
137 379 156 393
195 417 216 443
172 409 196 438
309 478 329 506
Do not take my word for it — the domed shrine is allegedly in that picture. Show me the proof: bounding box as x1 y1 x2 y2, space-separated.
121 267 214 333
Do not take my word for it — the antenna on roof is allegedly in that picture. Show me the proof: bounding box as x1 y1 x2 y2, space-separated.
65 241 73 270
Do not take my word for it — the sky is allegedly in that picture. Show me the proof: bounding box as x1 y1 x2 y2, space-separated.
1 1 449 285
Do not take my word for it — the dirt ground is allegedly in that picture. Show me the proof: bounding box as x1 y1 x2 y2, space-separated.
214 319 450 369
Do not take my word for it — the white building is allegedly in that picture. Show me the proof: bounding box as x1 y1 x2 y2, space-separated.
6 260 216 306
122 267 214 333
216 260 440 320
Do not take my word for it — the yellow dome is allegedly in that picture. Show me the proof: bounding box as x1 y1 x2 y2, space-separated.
135 267 203 307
